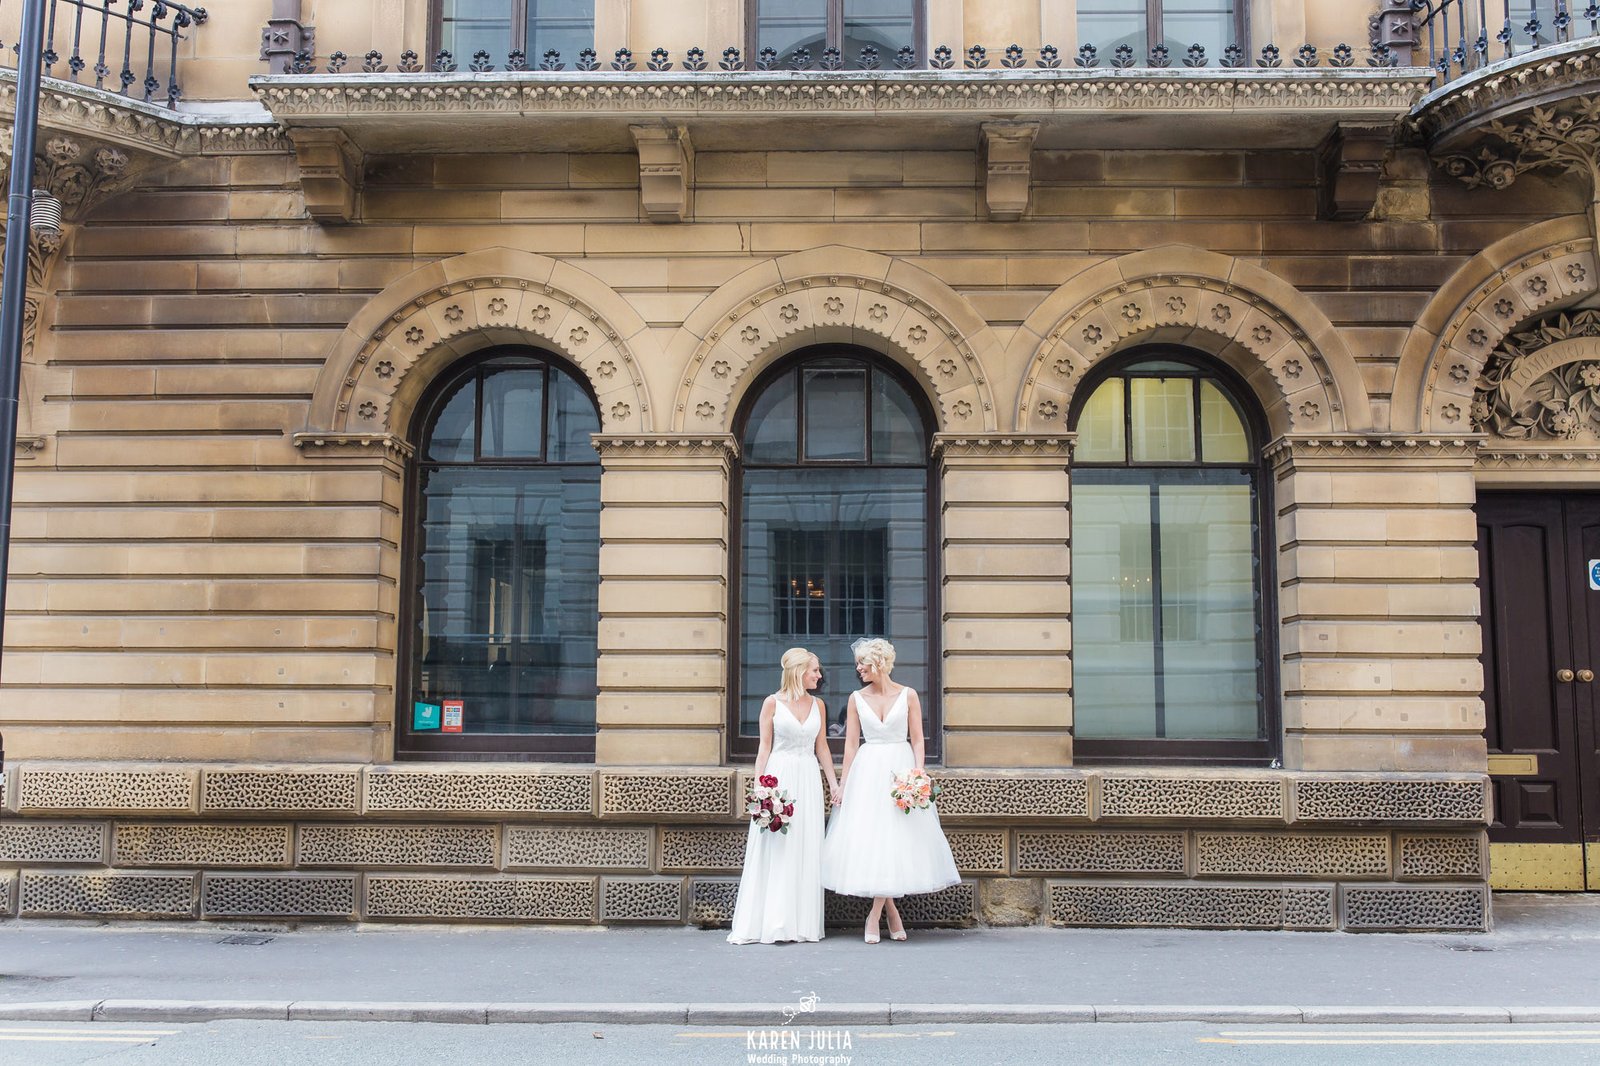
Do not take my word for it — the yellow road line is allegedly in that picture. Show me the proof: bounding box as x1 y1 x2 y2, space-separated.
0 1028 178 1036
0 1035 164 1044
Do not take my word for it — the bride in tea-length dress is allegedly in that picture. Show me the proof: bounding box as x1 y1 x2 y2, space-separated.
727 648 843 945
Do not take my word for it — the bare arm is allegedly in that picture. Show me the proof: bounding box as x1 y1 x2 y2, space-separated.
812 698 841 801
753 696 777 776
838 692 862 793
907 688 927 772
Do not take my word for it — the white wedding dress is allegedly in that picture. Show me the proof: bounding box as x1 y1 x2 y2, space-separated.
822 686 961 898
727 696 825 944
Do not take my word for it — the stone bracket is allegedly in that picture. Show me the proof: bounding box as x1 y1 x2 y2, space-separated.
261 0 315 73
1318 122 1393 221
981 121 1039 222
630 124 693 224
287 128 363 225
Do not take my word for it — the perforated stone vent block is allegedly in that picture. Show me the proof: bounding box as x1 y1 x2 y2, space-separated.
20 870 196 918
1194 832 1391 879
1046 881 1335 930
201 873 357 918
600 877 685 922
689 877 739 927
0 821 107 864
0 872 13 916
503 826 651 870
1098 776 1287 821
365 874 597 921
115 824 292 868
599 773 733 819
296 825 497 868
934 774 1090 820
203 769 360 813
659 827 747 872
1341 884 1489 931
365 770 594 816
824 882 977 927
1293 777 1489 824
1015 830 1186 875
1396 833 1488 880
17 768 196 814
945 830 1008 873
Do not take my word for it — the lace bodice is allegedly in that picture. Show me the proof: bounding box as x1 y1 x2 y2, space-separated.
772 696 821 754
853 686 912 744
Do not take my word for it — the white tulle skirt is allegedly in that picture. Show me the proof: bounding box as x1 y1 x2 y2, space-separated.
727 747 825 944
821 740 960 898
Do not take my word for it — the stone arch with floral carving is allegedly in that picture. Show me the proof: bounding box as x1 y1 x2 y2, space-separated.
305 248 657 438
667 246 1001 433
1393 215 1597 434
1009 246 1370 436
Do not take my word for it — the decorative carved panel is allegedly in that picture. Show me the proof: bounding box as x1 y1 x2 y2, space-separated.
364 770 594 815
1294 778 1488 824
296 825 498 868
202 873 357 918
599 877 685 922
1194 832 1391 878
18 768 196 814
20 871 196 918
1341 885 1489 931
364 875 597 921
203 770 360 813
0 821 107 864
504 826 652 870
1099 776 1287 821
115 824 292 868
1015 830 1187 875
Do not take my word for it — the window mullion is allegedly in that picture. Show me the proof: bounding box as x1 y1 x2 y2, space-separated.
513 0 530 55
830 0 845 54
1148 480 1167 739
1149 0 1164 52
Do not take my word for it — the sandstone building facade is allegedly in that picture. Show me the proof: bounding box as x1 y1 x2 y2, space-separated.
0 0 1592 928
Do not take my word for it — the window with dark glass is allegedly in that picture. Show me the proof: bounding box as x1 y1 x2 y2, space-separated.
734 351 935 755
751 0 921 68
1069 352 1273 764
1077 0 1244 61
436 0 594 63
404 351 601 759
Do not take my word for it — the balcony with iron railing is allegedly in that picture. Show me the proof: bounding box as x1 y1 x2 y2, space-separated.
0 0 206 108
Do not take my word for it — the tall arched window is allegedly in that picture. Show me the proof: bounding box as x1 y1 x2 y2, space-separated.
733 349 937 757
402 350 601 760
1069 350 1274 764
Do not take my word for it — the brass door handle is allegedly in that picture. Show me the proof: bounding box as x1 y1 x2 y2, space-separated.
1580 669 1595 683
1558 668 1575 682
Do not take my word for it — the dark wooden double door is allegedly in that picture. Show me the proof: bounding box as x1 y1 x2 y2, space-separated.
1477 494 1600 889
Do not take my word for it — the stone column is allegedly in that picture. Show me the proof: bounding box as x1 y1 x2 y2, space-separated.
592 435 735 766
935 435 1074 767
1269 436 1485 772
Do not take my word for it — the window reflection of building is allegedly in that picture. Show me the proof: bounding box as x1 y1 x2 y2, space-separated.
752 0 921 69
1077 0 1242 59
437 0 596 63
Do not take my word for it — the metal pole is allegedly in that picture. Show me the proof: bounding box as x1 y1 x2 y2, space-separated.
0 0 51 679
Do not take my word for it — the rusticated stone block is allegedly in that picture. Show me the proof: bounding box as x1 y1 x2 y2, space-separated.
1098 775 1287 821
599 773 733 820
1015 830 1186 875
1293 777 1489 824
979 878 1044 926
824 882 977 927
365 874 597 921
1397 833 1487 880
689 877 739 927
115 824 292 868
660 827 747 872
20 870 196 918
600 877 685 922
1046 881 1335 930
946 830 1008 873
934 774 1090 820
0 821 107 864
202 873 357 918
18 767 196 814
504 826 651 870
1341 884 1489 931
297 825 497 868
1195 832 1390 879
365 769 594 816
203 769 359 813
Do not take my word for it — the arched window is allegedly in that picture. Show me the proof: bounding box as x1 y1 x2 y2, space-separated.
733 349 937 757
1069 350 1274 764
436 1 595 64
402 350 601 760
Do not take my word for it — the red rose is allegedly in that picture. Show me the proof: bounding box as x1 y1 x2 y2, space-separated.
770 817 783 831
760 774 778 788
783 804 794 816
761 798 772 810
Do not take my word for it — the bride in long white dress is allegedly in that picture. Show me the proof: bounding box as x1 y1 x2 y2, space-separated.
821 637 960 943
727 648 843 945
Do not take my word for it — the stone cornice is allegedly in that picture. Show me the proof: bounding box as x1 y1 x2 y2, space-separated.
1477 444 1600 466
292 431 415 459
932 434 1074 461
591 433 739 464
1265 434 1483 466
1413 39 1600 149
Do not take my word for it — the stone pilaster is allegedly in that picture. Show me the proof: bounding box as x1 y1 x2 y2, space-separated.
1268 436 1485 772
592 435 735 766
935 435 1073 767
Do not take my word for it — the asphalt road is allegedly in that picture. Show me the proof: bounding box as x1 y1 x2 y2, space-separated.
5 1020 1600 1065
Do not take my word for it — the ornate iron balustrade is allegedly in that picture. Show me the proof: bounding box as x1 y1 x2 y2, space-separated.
0 0 206 108
1413 0 1600 83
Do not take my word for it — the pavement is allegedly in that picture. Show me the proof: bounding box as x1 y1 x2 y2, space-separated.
0 894 1596 1027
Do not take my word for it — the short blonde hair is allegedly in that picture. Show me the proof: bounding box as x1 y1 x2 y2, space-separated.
851 637 896 675
778 647 815 700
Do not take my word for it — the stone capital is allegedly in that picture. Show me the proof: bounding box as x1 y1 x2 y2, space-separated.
591 433 738 469
1265 434 1482 470
932 433 1073 467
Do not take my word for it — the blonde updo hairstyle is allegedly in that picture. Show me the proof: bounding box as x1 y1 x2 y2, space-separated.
778 647 816 700
851 637 896 677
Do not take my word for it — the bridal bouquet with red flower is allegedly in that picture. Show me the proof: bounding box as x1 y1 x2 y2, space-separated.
745 773 795 834
890 769 941 813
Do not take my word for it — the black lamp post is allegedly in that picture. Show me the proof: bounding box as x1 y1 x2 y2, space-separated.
0 0 49 717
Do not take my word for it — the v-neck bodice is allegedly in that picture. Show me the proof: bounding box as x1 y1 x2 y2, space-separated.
854 686 910 744
772 696 821 753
